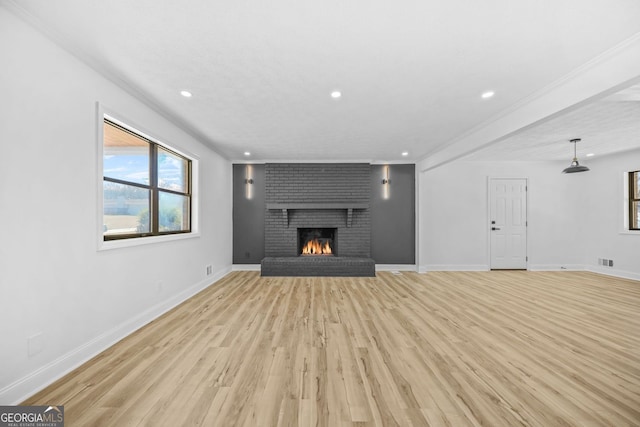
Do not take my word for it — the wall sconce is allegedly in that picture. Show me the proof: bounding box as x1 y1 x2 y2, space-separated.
382 165 390 200
245 165 254 200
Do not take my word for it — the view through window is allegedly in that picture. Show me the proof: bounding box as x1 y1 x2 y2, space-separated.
631 170 640 231
103 119 191 240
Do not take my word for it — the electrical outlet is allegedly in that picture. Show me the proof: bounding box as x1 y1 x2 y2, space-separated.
609 259 613 267
206 265 213 275
603 258 609 266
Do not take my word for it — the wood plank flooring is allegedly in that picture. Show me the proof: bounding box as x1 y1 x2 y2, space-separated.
23 271 640 426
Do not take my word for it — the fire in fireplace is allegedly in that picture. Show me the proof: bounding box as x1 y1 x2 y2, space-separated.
298 228 336 256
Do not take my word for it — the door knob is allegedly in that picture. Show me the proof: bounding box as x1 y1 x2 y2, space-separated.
492 227 501 231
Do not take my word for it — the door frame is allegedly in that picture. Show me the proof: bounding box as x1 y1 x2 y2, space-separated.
487 177 529 270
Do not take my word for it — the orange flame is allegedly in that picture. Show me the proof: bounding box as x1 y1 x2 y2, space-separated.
301 238 333 255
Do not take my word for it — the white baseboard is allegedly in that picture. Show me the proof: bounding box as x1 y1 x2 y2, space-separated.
421 264 490 272
414 263 640 281
528 264 585 271
232 264 261 271
528 264 640 281
0 266 232 405
375 264 417 272
585 265 640 282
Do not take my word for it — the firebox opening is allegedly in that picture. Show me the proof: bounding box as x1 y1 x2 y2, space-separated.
298 228 336 256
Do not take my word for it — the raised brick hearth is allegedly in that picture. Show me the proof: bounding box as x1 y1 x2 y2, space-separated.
262 163 374 276
261 257 375 277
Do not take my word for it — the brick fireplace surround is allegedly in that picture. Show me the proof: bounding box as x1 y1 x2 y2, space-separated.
260 163 375 276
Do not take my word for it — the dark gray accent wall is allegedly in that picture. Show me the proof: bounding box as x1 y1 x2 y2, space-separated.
265 163 371 257
232 164 265 264
370 164 415 264
233 163 415 265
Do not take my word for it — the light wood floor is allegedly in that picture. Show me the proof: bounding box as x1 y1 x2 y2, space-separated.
24 271 640 426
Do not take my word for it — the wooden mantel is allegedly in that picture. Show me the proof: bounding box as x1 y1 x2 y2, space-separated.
266 203 369 228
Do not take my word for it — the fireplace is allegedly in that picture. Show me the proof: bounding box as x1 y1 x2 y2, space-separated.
298 228 336 256
261 163 374 276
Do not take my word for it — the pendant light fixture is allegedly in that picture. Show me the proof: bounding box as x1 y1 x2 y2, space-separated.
562 138 590 173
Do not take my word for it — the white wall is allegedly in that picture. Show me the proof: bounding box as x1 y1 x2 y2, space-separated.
418 154 640 279
582 148 640 279
0 8 232 404
419 160 588 271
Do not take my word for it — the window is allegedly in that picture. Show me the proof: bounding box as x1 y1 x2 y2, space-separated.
103 118 192 240
630 170 640 231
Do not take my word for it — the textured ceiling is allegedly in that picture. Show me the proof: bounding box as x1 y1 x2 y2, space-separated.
464 86 640 161
3 0 640 163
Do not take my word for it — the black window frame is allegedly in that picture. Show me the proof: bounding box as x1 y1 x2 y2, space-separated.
103 118 192 241
630 170 640 231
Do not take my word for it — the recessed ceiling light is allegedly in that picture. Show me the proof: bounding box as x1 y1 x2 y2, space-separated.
481 91 495 99
586 153 595 157
401 151 409 156
331 91 342 99
244 151 251 156
180 90 192 98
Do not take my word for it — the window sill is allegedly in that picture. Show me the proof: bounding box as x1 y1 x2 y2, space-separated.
98 232 200 251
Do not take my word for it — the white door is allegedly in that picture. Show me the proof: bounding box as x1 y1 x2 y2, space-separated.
489 178 527 269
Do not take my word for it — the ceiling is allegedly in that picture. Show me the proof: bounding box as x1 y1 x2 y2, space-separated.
464 84 640 162
4 0 640 164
